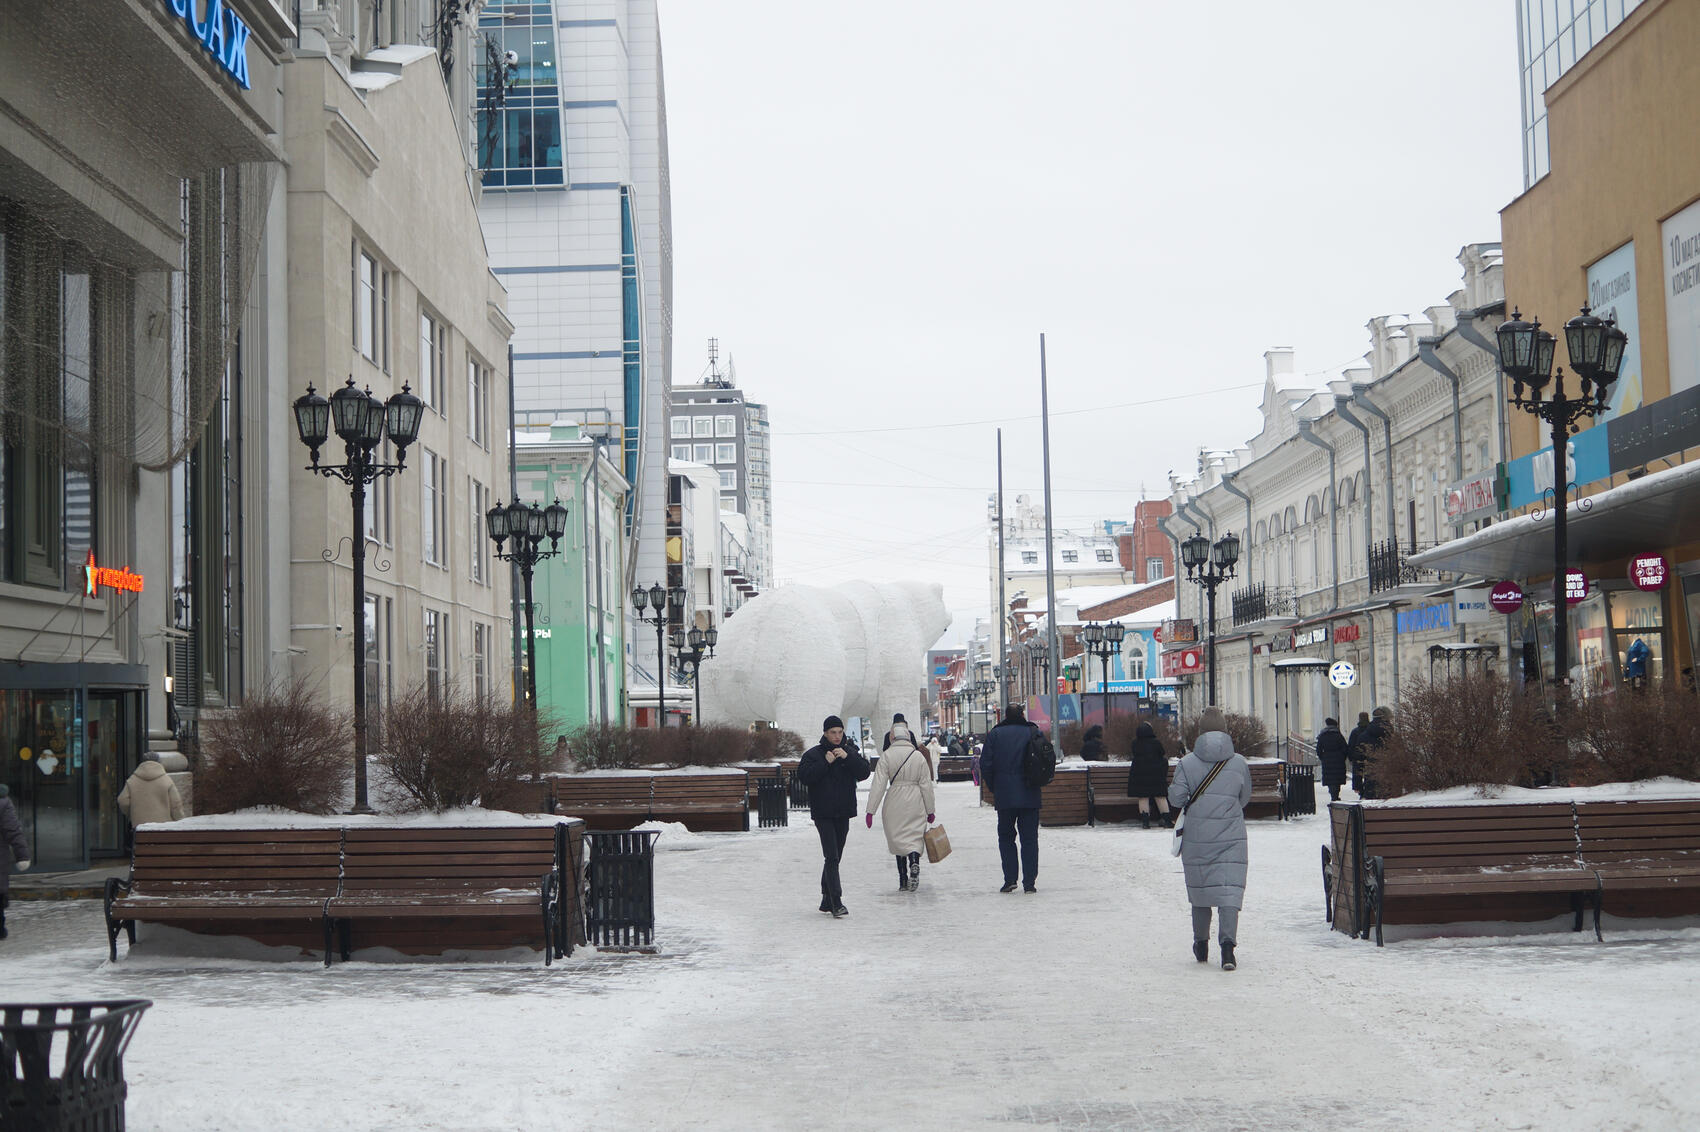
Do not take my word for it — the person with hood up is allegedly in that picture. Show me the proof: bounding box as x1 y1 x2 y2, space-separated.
1169 706 1253 971
864 720 937 891
1345 711 1372 795
118 752 186 827
1079 725 1106 762
798 715 870 918
1 784 30 940
1357 706 1392 800
1315 717 1349 802
979 704 1045 893
1126 720 1173 829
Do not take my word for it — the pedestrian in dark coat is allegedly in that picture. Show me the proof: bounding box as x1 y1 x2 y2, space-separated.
798 715 871 918
1079 725 1106 762
1169 707 1252 971
1357 707 1392 800
1 784 31 940
1315 718 1349 802
1346 711 1372 794
979 704 1044 893
1126 720 1172 828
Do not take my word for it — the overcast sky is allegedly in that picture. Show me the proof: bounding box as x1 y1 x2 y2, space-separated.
662 2 1523 641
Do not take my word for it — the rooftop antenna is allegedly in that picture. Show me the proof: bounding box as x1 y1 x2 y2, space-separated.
706 338 732 389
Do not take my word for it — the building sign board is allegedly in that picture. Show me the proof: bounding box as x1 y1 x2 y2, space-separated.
1444 467 1507 522
1162 648 1203 676
167 0 254 89
1489 581 1525 614
1506 426 1610 510
1328 661 1357 689
1629 554 1669 592
1665 199 1700 396
1163 619 1197 643
1455 587 1491 623
1395 603 1452 634
1563 568 1590 605
1606 382 1700 473
83 551 144 597
1335 623 1361 643
1588 241 1642 419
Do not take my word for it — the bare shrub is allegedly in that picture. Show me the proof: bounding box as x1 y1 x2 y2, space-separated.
1368 675 1566 797
1182 712 1270 758
1059 721 1083 757
749 728 805 762
377 685 549 812
1571 680 1700 784
564 724 640 770
630 726 689 767
196 677 351 814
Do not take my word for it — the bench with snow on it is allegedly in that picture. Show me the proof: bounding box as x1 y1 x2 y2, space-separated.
979 766 1090 826
105 827 343 962
550 774 655 829
648 772 750 832
325 823 582 965
1325 801 1601 946
1087 759 1289 825
1246 761 1287 820
1575 798 1700 918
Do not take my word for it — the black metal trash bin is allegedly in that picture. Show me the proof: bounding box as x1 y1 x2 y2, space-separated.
1283 763 1317 817
786 771 810 811
585 830 660 949
756 778 789 828
2 999 152 1132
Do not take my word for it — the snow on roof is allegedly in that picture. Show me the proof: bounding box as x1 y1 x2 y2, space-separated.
1108 598 1176 626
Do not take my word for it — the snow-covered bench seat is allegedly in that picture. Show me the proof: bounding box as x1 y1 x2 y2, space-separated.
105 828 345 961
550 774 655 829
1575 799 1700 919
648 773 749 832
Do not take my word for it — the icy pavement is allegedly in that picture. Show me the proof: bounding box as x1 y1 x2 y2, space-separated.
5 781 1700 1131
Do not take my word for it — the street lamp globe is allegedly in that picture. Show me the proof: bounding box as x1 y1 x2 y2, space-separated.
485 500 511 546
525 501 546 542
1181 533 1209 573
671 629 686 651
1104 620 1127 646
630 584 648 611
543 499 569 542
704 626 719 651
1080 622 1103 646
687 625 706 650
292 384 330 461
384 383 425 453
359 388 387 449
647 582 666 611
329 377 370 443
1214 530 1241 572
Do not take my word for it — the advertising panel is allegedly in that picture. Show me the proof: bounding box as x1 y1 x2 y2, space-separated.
1455 587 1491 623
1587 242 1642 419
1665 199 1700 395
1505 426 1609 509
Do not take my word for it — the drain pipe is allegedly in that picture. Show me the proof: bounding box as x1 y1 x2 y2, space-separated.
1220 470 1256 722
1180 498 1214 542
1417 337 1466 542
1333 397 1377 705
1351 384 1400 702
1454 305 1510 472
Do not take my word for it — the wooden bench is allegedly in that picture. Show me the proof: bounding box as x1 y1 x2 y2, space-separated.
104 828 343 962
1247 762 1285 820
649 772 750 832
326 824 580 965
1327 802 1601 946
936 755 975 781
551 775 654 829
737 763 784 804
1085 761 1141 825
1575 799 1700 919
979 766 1091 826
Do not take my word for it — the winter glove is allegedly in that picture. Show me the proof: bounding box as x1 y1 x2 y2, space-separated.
14 860 29 872
865 814 874 829
926 814 935 824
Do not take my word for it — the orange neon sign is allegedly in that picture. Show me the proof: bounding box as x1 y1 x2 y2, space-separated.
84 550 144 597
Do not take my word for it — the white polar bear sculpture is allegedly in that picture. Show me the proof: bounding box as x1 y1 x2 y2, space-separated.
699 580 952 741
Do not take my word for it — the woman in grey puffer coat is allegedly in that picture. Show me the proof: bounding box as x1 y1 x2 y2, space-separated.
1169 707 1252 971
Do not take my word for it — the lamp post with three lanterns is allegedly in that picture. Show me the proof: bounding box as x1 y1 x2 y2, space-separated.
632 583 685 726
1180 530 1241 708
672 624 719 725
485 497 570 710
1079 621 1127 728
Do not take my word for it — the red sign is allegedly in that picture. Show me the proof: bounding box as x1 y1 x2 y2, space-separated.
1629 554 1668 592
1162 648 1203 676
83 550 144 597
1489 581 1525 614
1562 568 1589 606
1335 623 1361 644
1153 626 1163 642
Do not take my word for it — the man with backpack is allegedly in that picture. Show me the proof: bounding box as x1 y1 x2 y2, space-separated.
979 703 1053 893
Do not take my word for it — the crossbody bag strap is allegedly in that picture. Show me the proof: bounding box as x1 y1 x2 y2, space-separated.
1181 758 1230 814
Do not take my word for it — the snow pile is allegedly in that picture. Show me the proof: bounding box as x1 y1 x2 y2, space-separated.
153 808 576 831
1376 777 1700 807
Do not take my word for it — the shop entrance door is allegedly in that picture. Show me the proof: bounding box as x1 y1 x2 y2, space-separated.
0 688 84 870
86 691 141 857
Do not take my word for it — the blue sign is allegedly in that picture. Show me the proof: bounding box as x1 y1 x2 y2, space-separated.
1396 603 1453 634
1505 426 1610 510
168 0 253 89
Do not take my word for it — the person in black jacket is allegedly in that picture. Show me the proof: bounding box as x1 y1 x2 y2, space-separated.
1357 707 1392 800
980 704 1044 893
1345 711 1371 795
1079 725 1106 762
1126 720 1172 829
798 715 871 918
1315 717 1349 802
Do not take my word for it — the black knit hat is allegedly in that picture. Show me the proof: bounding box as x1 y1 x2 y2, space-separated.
823 715 845 732
892 713 906 723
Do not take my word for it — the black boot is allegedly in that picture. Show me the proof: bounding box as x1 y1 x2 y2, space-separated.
1192 939 1208 963
1162 810 1176 829
1140 810 1152 830
908 852 921 892
897 856 909 891
1221 941 1237 971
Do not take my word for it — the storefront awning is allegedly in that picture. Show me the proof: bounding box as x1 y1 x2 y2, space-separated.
1408 458 1700 578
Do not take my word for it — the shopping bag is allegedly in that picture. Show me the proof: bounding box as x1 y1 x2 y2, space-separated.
1169 812 1185 856
923 823 951 863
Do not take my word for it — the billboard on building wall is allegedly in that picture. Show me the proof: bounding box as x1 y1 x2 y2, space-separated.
1588 242 1642 419
1665 200 1700 396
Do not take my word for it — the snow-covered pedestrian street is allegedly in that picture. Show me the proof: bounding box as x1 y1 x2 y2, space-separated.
6 781 1700 1131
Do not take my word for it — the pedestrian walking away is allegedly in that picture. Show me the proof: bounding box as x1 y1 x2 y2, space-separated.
1079 724 1106 762
1315 717 1349 803
1358 707 1393 801
1126 720 1173 829
0 784 30 940
1169 706 1253 970
865 720 937 891
798 715 870 918
881 712 911 752
1345 711 1372 795
980 703 1044 893
119 751 186 827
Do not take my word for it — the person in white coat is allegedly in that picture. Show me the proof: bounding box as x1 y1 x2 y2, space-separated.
118 753 186 827
864 721 937 891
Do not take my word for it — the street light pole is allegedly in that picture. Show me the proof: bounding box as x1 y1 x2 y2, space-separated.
1497 307 1626 689
673 624 717 725
632 583 685 726
293 377 424 814
1181 531 1241 708
487 497 570 709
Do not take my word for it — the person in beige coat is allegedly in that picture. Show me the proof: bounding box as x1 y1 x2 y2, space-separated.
864 721 937 891
118 753 185 826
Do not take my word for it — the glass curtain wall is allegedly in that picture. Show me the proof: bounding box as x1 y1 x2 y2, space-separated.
475 1 564 187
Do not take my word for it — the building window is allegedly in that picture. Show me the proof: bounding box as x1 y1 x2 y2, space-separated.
422 448 447 567
693 444 713 463
469 477 490 585
1096 549 1114 562
418 310 446 412
472 620 491 700
425 608 447 702
671 443 689 460
354 246 376 361
1021 550 1038 565
474 0 565 188
365 595 394 734
364 439 393 546
719 469 737 490
670 417 691 439
693 416 714 438
715 415 736 437
1146 556 1165 581
715 443 736 464
468 357 489 447
1062 550 1078 563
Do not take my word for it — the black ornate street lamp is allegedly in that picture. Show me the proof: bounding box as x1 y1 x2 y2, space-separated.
1080 621 1127 728
672 624 718 724
293 376 424 813
1498 306 1627 689
632 582 685 727
1181 529 1241 707
486 496 570 709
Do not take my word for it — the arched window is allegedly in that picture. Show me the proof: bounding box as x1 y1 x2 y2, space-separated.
1122 637 1146 681
1254 519 1267 545
1353 470 1366 506
1339 477 1355 507
1283 505 1298 534
1304 496 1318 524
